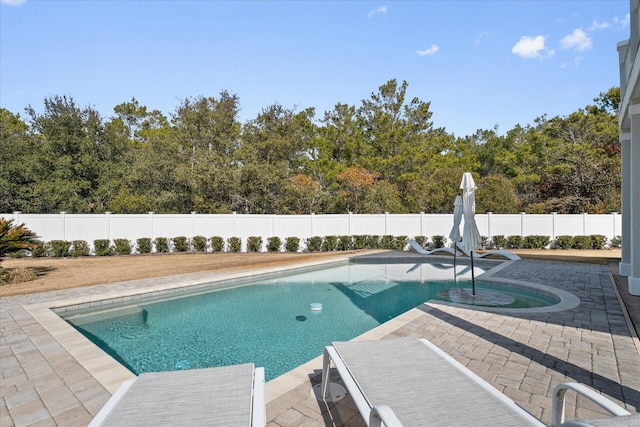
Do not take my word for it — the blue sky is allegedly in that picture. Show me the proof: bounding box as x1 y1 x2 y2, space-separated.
0 0 630 137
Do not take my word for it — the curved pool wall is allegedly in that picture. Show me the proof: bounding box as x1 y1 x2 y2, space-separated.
352 253 581 313
60 256 580 382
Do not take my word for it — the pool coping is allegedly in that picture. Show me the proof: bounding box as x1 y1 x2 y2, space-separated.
21 254 580 402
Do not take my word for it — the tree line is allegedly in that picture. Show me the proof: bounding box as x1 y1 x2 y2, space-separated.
0 80 620 215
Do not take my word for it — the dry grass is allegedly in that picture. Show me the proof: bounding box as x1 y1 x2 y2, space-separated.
0 248 621 297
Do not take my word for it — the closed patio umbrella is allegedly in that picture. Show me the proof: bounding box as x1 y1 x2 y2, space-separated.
460 172 482 295
448 195 463 267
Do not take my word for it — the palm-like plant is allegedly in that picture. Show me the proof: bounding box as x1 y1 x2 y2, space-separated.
0 218 39 265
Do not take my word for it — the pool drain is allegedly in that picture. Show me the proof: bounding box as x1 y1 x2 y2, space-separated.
295 315 307 321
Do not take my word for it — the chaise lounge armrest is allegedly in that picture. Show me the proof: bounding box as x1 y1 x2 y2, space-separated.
552 382 634 427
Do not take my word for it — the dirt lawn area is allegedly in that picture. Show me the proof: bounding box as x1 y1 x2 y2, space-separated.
0 248 621 298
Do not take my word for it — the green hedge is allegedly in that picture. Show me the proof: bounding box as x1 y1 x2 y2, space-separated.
211 236 225 252
266 237 281 252
48 240 71 257
94 239 112 256
192 235 207 252
321 235 337 251
172 236 189 252
71 240 90 257
114 238 132 255
154 237 169 253
228 237 242 252
285 237 300 252
306 236 322 252
137 238 152 254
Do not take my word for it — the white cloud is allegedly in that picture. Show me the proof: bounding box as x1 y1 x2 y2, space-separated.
417 44 439 56
512 35 548 59
368 5 387 18
614 13 630 28
0 0 27 5
560 28 592 52
474 31 489 45
587 20 610 31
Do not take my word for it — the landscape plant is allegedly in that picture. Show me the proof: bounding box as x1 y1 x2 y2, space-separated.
353 235 367 250
70 240 90 256
506 235 523 249
306 236 322 252
321 236 338 251
266 237 281 252
172 236 189 252
555 235 574 249
491 235 507 249
572 235 592 250
284 237 300 252
0 219 38 270
114 238 132 255
337 235 352 251
227 237 242 252
94 239 112 256
380 235 395 249
365 235 380 249
192 235 208 252
211 236 225 252
610 235 622 248
137 238 152 254
430 235 445 249
590 234 607 249
247 236 262 252
48 240 71 257
154 237 169 253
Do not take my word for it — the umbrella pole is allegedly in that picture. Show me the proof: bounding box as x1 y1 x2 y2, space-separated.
470 250 476 295
453 242 457 267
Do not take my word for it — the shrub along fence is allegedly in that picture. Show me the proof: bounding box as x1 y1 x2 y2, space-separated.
3 211 622 256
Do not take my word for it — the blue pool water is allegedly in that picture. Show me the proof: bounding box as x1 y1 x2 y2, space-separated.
65 261 559 381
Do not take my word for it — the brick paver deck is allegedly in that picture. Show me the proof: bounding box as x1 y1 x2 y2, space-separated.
1 254 639 426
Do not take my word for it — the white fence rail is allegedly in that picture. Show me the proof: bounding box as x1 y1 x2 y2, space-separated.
3 211 622 252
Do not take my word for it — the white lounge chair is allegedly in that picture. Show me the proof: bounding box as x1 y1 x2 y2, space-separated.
407 239 461 256
322 337 640 427
321 337 635 427
89 363 265 427
476 250 521 261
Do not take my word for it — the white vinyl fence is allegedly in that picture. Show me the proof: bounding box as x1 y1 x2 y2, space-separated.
3 211 622 253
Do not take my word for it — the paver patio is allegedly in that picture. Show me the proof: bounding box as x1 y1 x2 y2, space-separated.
1 254 639 426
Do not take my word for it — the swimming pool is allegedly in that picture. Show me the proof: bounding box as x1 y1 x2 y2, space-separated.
64 260 559 381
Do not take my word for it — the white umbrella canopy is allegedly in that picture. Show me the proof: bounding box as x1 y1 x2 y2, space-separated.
459 172 482 254
448 195 463 244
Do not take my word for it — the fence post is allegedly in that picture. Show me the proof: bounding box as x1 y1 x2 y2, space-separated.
13 211 21 224
420 212 424 237
191 211 197 237
612 212 619 242
583 212 587 235
310 213 315 237
348 212 353 236
552 212 557 244
487 212 493 240
520 212 525 237
60 211 67 241
385 212 389 235
232 212 237 236
272 214 276 237
105 212 111 241
149 212 154 240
